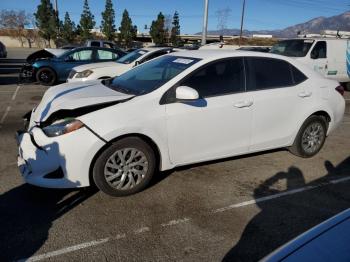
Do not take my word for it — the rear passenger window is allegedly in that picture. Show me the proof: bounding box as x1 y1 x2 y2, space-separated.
97 50 118 60
246 57 293 91
181 58 245 97
291 65 307 84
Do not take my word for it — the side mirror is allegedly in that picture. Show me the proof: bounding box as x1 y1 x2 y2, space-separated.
134 60 140 66
176 86 199 101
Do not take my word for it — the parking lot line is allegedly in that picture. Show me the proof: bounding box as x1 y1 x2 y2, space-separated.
11 85 21 100
20 237 111 262
19 174 350 262
0 106 11 125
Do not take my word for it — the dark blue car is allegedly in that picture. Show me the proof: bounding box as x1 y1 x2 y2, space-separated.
24 46 126 86
262 209 350 262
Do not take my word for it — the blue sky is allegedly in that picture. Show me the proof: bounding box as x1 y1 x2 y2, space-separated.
1 0 349 33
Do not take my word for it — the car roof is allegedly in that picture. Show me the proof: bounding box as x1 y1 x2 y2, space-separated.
282 38 348 42
142 47 173 52
70 46 123 52
168 49 291 61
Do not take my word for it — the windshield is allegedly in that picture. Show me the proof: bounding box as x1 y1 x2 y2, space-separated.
116 49 148 64
270 39 314 57
106 55 200 95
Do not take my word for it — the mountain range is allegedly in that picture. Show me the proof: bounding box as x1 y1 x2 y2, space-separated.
197 11 350 38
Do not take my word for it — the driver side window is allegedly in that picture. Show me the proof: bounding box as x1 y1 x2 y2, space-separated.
311 41 327 59
180 58 245 98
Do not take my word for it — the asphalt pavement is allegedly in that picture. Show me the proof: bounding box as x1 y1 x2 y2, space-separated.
0 53 349 261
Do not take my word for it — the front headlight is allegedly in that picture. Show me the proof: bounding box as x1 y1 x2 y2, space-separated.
75 70 93 78
42 119 84 137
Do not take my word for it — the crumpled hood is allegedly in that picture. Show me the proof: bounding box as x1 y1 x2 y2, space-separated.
31 80 133 124
26 48 67 63
73 61 129 72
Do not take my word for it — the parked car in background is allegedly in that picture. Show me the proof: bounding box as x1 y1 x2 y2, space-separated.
270 38 349 86
0 41 7 58
238 46 271 52
262 209 350 262
67 47 175 83
21 46 126 85
17 50 345 196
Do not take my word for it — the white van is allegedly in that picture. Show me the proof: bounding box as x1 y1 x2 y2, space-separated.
270 38 350 86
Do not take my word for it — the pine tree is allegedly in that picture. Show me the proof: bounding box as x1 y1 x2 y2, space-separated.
101 0 116 41
79 0 96 41
34 0 58 47
119 9 137 48
149 12 166 45
170 11 180 47
61 12 76 43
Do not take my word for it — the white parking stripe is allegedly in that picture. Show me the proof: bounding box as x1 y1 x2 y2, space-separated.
19 238 110 262
0 106 11 125
161 218 190 227
18 175 350 261
213 175 350 213
11 85 21 100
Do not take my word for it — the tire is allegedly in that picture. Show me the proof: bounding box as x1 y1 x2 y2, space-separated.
92 137 156 197
36 67 57 86
289 115 328 158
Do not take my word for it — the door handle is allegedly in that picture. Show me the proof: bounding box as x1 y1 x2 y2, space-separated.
298 91 312 98
234 101 253 108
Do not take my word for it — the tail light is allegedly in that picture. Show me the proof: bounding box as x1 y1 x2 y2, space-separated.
335 85 344 96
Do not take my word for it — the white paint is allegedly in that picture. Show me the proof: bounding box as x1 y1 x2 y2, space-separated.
134 227 150 234
213 175 350 213
12 85 21 100
19 50 346 192
0 106 11 124
18 237 110 262
161 218 190 227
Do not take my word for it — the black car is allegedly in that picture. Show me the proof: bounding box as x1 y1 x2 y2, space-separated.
21 46 126 85
0 41 7 58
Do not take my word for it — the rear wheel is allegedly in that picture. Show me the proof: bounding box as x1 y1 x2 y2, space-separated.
289 115 327 158
92 137 156 197
36 67 57 86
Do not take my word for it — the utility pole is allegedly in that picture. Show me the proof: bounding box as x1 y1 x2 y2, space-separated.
239 0 246 46
201 0 209 46
53 0 59 35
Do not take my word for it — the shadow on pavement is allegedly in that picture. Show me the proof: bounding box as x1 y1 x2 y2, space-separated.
222 156 350 262
0 184 97 261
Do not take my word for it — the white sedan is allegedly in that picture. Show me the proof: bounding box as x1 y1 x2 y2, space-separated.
67 47 175 83
17 50 345 196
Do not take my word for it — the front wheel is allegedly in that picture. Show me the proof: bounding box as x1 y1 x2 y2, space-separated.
92 137 156 197
36 67 57 86
289 115 327 158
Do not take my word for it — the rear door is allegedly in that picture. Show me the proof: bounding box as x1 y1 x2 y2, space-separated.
245 57 309 151
165 57 253 165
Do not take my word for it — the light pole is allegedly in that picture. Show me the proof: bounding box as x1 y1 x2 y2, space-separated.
201 0 209 46
53 0 60 35
239 0 246 46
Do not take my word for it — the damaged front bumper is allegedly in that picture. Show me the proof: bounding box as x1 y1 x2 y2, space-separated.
16 123 105 189
19 63 36 82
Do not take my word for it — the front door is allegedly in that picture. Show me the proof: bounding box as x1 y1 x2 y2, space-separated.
165 58 253 165
308 41 328 76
